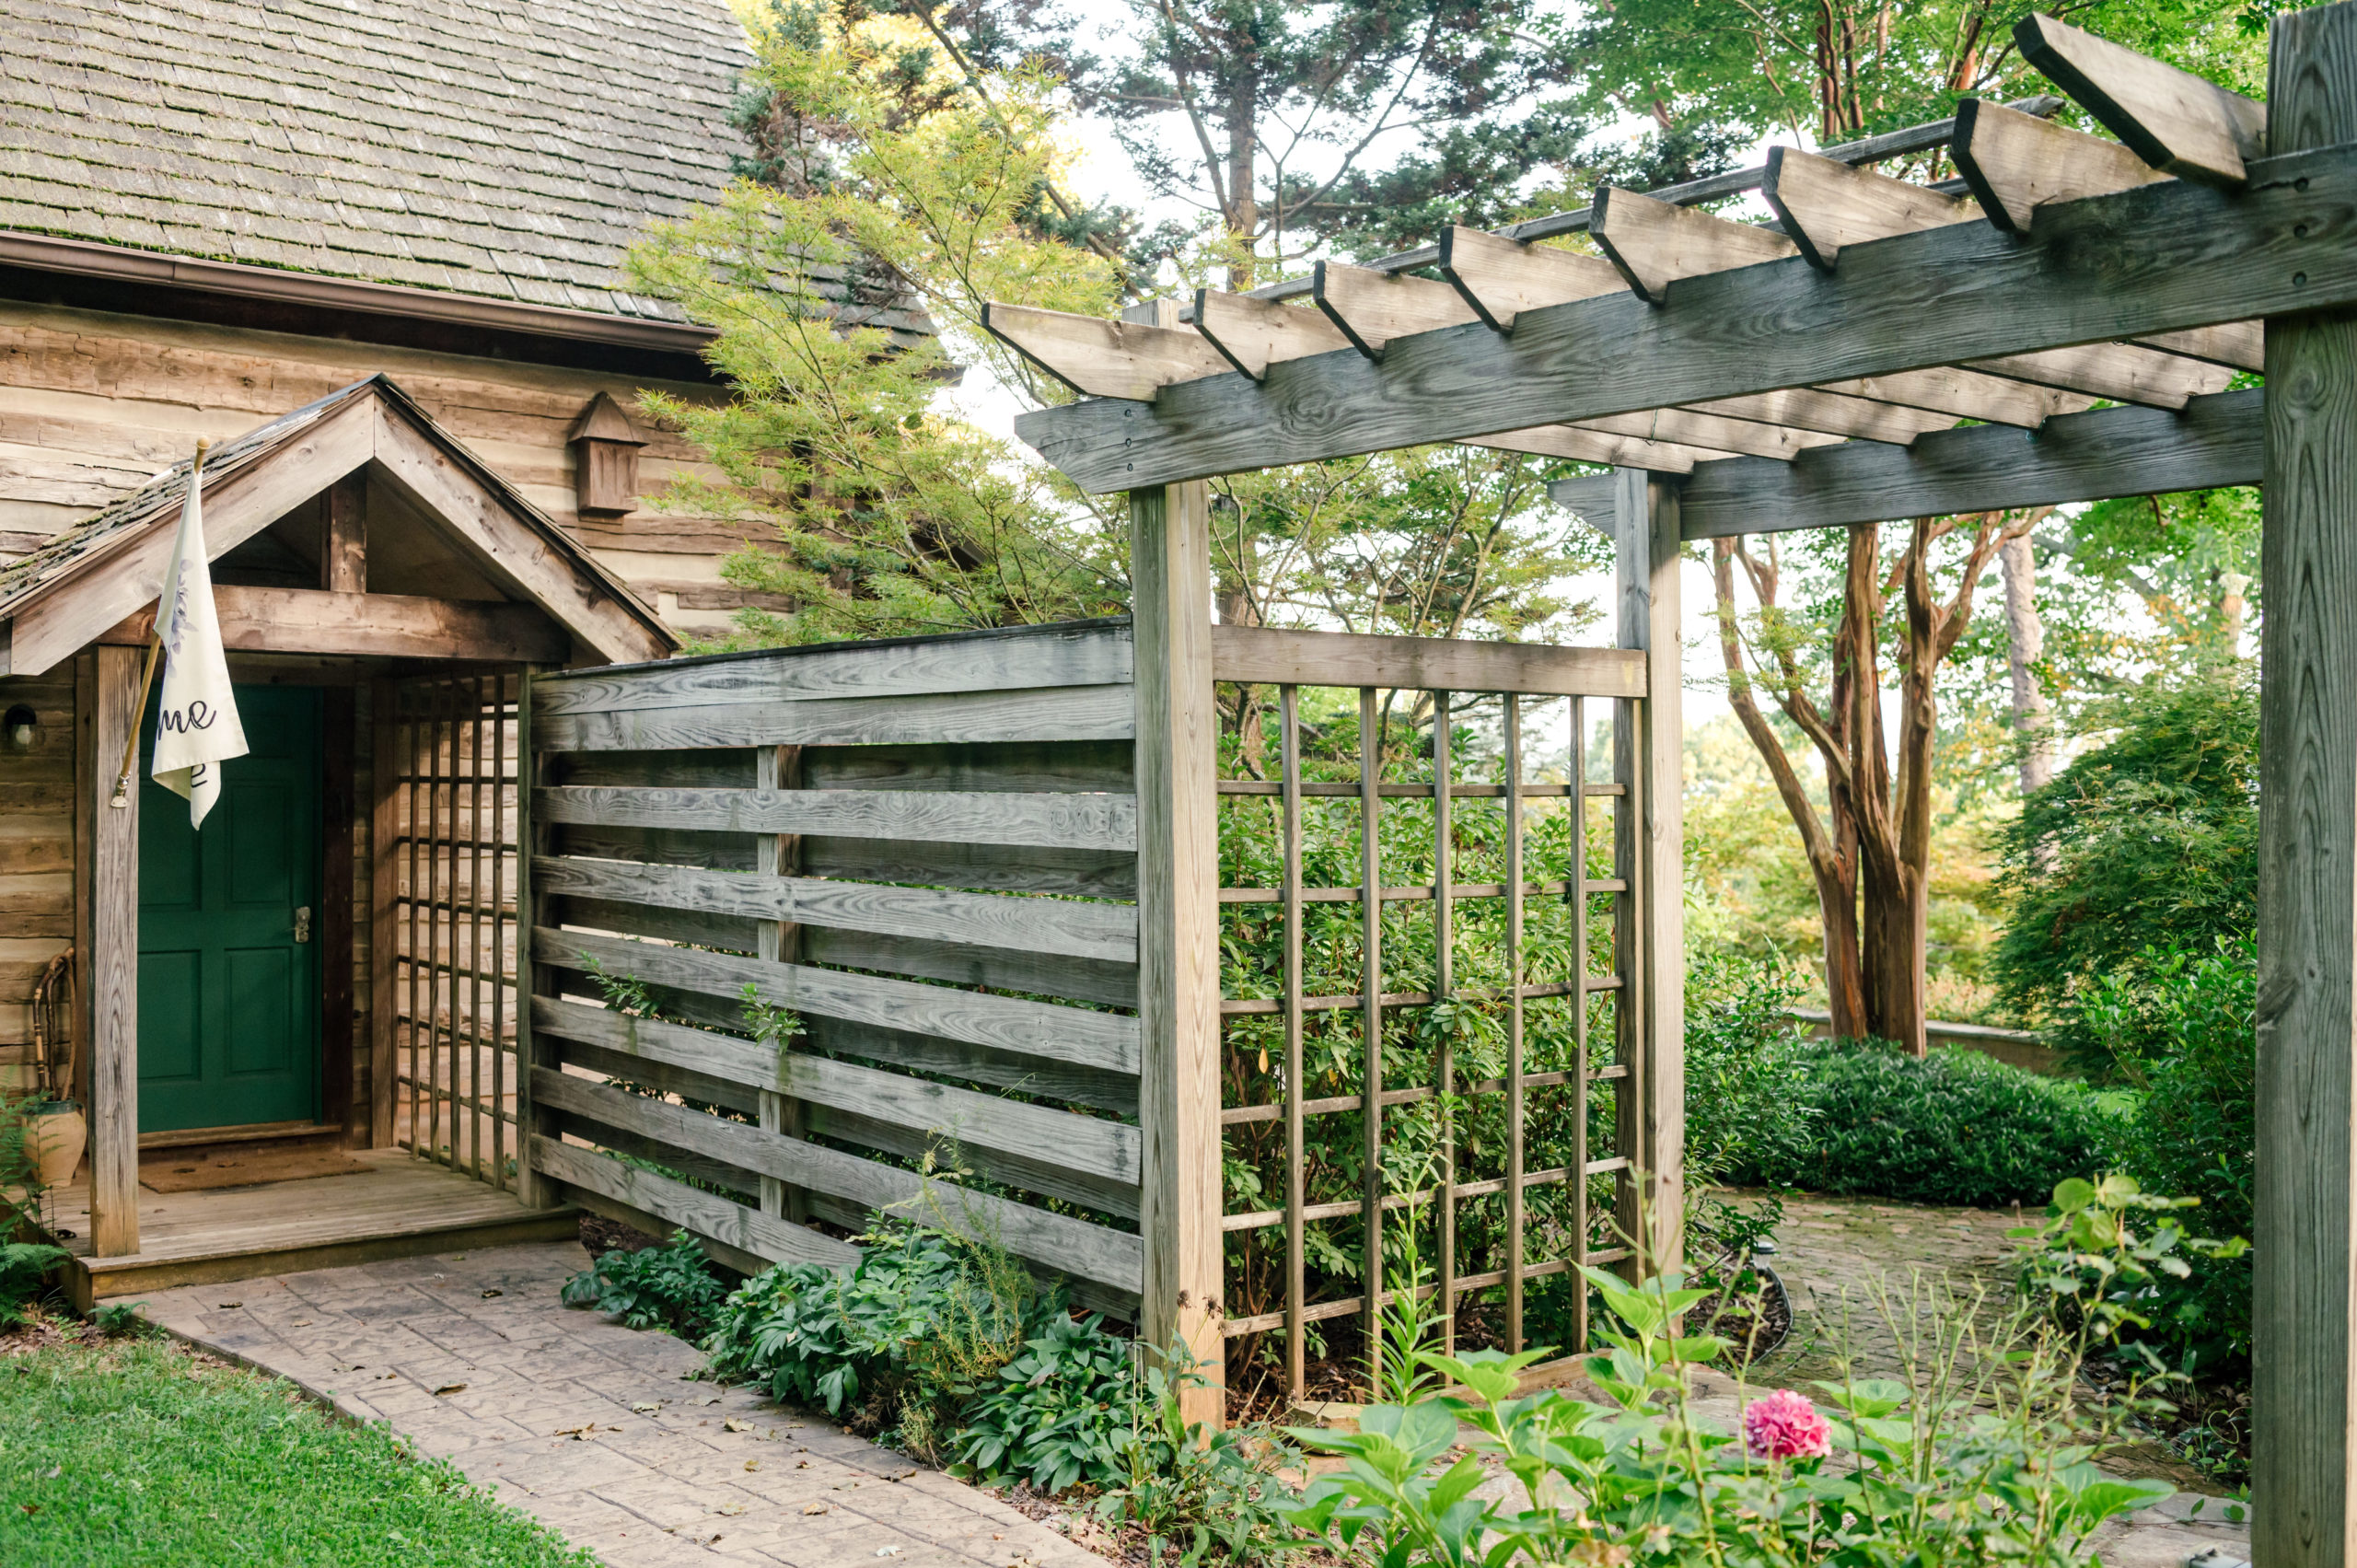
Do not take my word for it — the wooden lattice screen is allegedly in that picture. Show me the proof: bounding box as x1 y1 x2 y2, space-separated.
1208 635 1649 1408
385 670 521 1188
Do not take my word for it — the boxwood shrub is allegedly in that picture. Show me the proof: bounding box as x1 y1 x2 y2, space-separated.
1736 1040 2117 1208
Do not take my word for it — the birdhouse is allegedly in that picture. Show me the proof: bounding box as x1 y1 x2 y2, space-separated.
567 391 646 518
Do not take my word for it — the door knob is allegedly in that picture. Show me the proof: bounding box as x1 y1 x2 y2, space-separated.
294 906 313 943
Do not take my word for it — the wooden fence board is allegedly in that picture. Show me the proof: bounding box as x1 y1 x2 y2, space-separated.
534 686 1135 752
800 928 1139 1010
550 751 756 789
1210 623 1644 698
800 837 1138 900
534 787 1139 853
530 1000 1140 1183
540 928 1142 1075
534 625 1132 714
531 1134 860 1270
532 855 1137 962
534 1068 1142 1293
552 823 758 872
802 739 1133 795
546 897 762 954
801 1016 1139 1115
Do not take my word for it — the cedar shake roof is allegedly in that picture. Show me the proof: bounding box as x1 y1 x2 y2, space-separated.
0 0 751 323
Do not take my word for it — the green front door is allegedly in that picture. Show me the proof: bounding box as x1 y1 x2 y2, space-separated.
137 685 322 1134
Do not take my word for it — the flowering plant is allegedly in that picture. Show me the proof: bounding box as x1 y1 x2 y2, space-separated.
1286 1177 2212 1566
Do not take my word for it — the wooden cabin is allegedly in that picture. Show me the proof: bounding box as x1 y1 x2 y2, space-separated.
0 0 934 1295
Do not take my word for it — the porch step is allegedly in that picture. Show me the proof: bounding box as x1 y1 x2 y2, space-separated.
44 1149 577 1312
137 1121 345 1151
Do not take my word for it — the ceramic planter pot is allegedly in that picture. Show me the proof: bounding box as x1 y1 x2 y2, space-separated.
21 1100 86 1189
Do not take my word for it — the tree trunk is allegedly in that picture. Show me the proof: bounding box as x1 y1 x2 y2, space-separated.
1999 533 2055 794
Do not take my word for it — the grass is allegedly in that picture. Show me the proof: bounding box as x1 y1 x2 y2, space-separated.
0 1325 596 1567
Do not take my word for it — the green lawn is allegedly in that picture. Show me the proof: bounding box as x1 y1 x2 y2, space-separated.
0 1333 595 1566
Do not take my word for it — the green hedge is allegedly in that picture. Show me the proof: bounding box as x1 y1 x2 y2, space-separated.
1737 1041 2116 1208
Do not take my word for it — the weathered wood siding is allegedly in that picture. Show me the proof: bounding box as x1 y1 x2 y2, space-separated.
523 621 1145 1311
0 300 763 636
0 670 72 1092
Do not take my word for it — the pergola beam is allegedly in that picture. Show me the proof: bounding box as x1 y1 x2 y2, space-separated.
2016 11 2266 186
1550 388 2260 536
1016 141 2357 493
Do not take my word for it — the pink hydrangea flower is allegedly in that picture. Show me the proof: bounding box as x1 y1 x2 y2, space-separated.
1743 1389 1831 1461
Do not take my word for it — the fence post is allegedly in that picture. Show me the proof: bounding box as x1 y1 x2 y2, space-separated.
1610 467 1686 1275
1132 475 1226 1427
2256 6 2357 1562
514 668 557 1210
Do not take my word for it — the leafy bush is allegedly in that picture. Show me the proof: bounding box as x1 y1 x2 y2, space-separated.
1736 1041 2115 1207
1996 667 2256 1069
0 1092 67 1327
953 1311 1135 1493
1288 1178 2215 1567
702 1219 1029 1448
1092 1355 1304 1567
1684 952 1815 1187
2084 935 2255 1368
561 1231 730 1339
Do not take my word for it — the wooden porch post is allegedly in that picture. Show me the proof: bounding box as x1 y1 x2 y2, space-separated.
1132 474 1225 1426
1610 467 1686 1273
2256 6 2357 1563
79 643 142 1257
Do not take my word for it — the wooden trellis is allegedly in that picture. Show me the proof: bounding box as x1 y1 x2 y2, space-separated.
1207 636 1653 1403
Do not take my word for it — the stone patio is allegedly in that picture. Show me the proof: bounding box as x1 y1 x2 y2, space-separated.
133 1240 1107 1568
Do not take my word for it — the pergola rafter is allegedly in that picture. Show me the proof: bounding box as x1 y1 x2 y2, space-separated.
993 7 2357 1562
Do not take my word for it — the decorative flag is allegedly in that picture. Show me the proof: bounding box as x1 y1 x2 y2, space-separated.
150 452 248 827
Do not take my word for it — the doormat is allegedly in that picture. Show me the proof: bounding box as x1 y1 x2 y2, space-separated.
139 1144 366 1193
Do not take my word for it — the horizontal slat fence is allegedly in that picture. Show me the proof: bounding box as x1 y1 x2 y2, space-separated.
520 621 1146 1312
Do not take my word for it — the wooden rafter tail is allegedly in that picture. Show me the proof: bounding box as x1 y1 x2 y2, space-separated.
1823 366 2085 428
1950 96 2171 232
2014 11 2266 187
1313 260 1479 359
1569 409 1834 463
1436 225 1622 332
1590 186 1795 305
1761 145 1982 271
980 302 1227 402
1192 288 1351 380
1685 388 1944 447
1468 424 1721 473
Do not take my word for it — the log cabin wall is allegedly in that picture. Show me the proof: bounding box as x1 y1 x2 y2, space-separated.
0 669 73 1098
0 301 762 640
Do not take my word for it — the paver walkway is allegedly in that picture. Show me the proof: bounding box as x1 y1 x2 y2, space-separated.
135 1240 1107 1568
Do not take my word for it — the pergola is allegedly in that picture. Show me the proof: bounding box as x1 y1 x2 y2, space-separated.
986 6 2357 1560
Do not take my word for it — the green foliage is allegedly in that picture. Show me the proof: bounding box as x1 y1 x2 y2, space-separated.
0 1337 596 1566
1091 1355 1304 1568
1738 1043 2116 1208
1284 1179 2220 1566
0 1091 65 1326
2083 935 2256 1367
952 1310 1134 1493
702 1218 1030 1447
561 1232 731 1340
1683 952 1817 1188
1995 668 2258 1062
87 1302 152 1339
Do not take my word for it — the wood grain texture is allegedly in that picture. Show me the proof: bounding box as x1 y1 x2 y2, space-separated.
1314 261 1480 357
1130 480 1226 1423
533 624 1132 715
532 784 1139 853
368 679 401 1147
1684 388 1948 446
796 924 1138 1008
2016 10 2265 185
1210 623 1643 698
801 1014 1138 1115
533 1065 1142 1292
1438 225 1624 331
1592 187 1795 303
800 834 1138 900
800 738 1132 794
528 1003 1139 1183
1621 388 2260 537
1818 365 2085 429
325 470 366 595
533 684 1136 751
531 854 1138 961
2253 14 2357 1565
540 926 1142 1074
531 1133 861 1271
86 645 139 1257
1465 424 1713 472
201 587 567 663
982 304 1229 401
1953 96 2173 232
1193 289 1353 379
1573 408 1836 462
1762 145 1980 269
1013 141 2357 492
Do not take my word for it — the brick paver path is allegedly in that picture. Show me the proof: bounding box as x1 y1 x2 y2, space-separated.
135 1241 1107 1568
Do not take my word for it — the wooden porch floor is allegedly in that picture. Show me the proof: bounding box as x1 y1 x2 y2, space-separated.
43 1149 578 1309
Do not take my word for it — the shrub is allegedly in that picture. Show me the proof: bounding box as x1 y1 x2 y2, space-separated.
1736 1041 2115 1207
1287 1178 2216 1567
953 1311 1135 1493
2084 935 2255 1368
1683 952 1815 1187
0 1091 67 1327
561 1231 730 1340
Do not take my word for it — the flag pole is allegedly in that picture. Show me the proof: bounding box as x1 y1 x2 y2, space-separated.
110 440 206 808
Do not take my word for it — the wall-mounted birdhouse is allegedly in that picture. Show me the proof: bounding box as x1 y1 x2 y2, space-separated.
567 391 647 519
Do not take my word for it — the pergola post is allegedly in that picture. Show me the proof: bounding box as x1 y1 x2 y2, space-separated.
2257 7 2357 1562
75 643 142 1258
1610 467 1686 1272
1131 475 1225 1425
